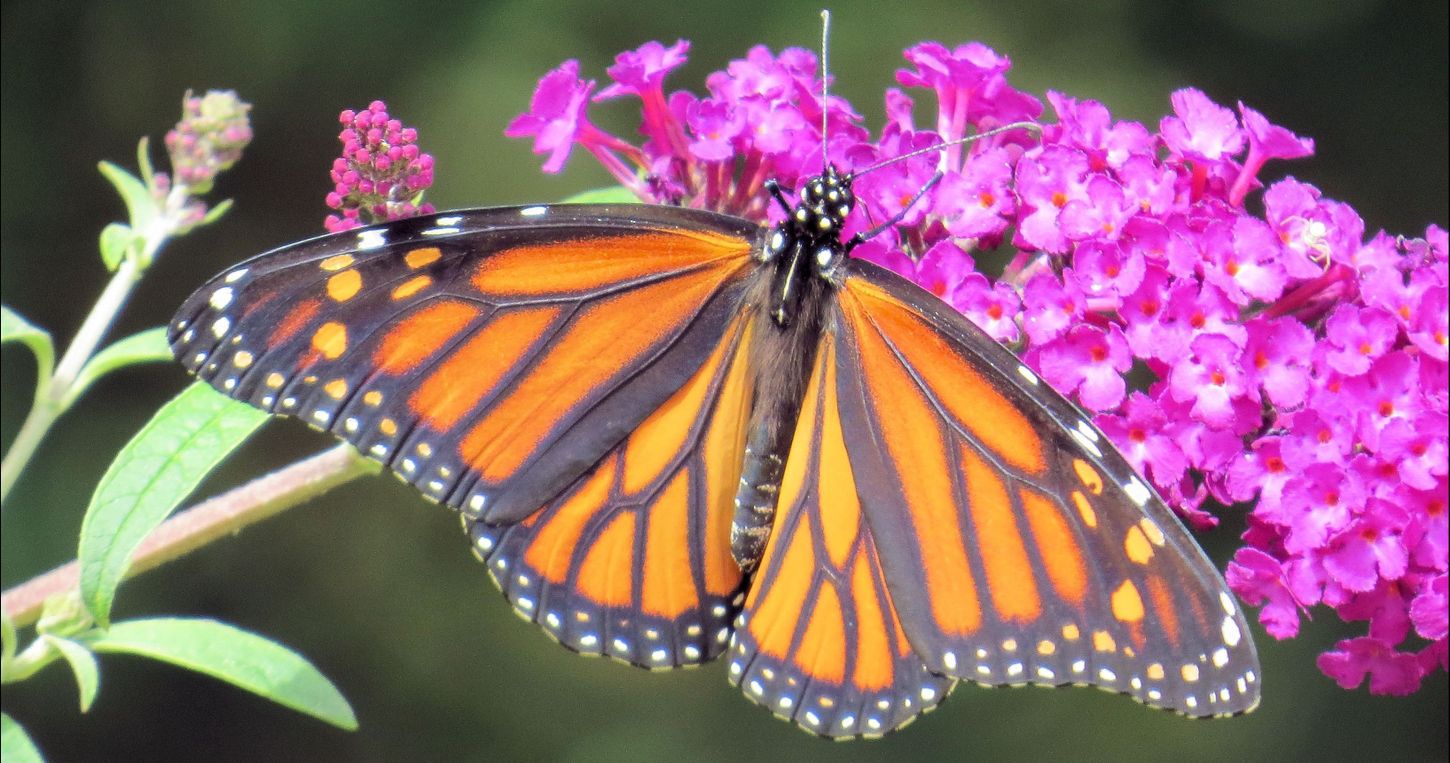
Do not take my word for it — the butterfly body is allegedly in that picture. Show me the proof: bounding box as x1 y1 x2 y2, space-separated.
731 167 857 572
171 169 1260 737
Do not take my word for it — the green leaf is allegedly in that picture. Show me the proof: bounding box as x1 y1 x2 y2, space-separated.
200 198 234 227
78 382 269 626
87 618 356 730
560 186 640 204
97 160 156 235
1 713 44 763
64 327 172 408
1 304 55 387
99 222 139 272
2 606 15 666
136 136 156 188
43 636 99 712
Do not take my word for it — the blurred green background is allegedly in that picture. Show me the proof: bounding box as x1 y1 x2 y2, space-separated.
2 0 1446 760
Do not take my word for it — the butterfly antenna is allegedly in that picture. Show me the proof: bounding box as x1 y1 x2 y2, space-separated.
846 121 1042 180
819 9 831 166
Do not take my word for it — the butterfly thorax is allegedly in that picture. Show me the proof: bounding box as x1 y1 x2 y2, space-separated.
730 168 854 573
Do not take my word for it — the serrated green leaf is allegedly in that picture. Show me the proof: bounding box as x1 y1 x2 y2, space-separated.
43 636 99 712
200 198 234 227
99 222 138 272
97 160 156 233
560 187 641 204
64 327 172 408
78 382 269 626
87 618 356 730
1 304 55 388
1 713 44 763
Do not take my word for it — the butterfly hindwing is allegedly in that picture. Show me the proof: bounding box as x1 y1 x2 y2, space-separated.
465 311 757 667
831 260 1260 718
728 332 955 738
171 205 762 524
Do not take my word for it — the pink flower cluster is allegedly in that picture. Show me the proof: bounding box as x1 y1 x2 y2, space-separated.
324 100 436 233
165 89 253 193
506 41 1449 695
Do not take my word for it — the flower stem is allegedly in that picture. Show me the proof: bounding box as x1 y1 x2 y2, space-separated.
0 258 143 505
0 443 377 629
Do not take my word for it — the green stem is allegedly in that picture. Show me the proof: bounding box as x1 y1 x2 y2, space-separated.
0 258 143 505
0 443 377 629
51 257 143 393
0 402 58 503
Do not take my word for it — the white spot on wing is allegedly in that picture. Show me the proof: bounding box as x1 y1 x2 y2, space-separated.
1222 617 1242 647
1070 428 1104 458
1124 478 1152 507
209 287 234 310
356 229 387 250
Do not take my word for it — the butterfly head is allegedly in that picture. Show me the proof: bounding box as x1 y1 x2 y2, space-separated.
760 166 856 326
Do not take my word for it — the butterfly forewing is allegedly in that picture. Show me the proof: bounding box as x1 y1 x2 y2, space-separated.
170 205 762 524
831 260 1260 718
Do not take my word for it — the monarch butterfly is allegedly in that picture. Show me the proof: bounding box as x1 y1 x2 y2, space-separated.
169 75 1259 743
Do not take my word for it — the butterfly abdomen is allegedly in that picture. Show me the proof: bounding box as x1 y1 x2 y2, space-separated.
729 258 837 572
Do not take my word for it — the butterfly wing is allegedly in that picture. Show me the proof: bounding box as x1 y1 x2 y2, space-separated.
728 331 954 737
171 205 762 526
465 308 756 667
831 259 1261 718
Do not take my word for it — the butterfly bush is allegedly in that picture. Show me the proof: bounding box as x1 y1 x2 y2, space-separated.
324 100 436 232
502 40 1449 695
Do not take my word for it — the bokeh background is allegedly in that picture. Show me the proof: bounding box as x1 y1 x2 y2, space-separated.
2 0 1446 760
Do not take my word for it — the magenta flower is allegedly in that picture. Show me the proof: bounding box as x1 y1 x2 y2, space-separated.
1226 547 1308 639
1035 324 1131 411
1319 637 1425 695
1014 146 1091 253
1230 102 1314 206
956 272 1022 342
1169 333 1251 428
1412 575 1448 641
934 147 1017 240
1242 317 1314 408
324 100 435 232
1098 392 1189 486
508 37 1449 697
1324 304 1400 375
1323 499 1411 592
1045 91 1153 171
1160 88 1245 165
